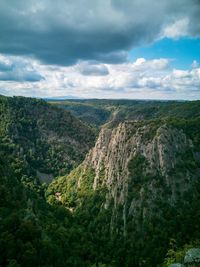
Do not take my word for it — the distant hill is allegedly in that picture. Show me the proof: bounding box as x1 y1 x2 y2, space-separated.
49 99 200 128
48 99 112 128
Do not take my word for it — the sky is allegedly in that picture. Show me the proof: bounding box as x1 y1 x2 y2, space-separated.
0 0 200 100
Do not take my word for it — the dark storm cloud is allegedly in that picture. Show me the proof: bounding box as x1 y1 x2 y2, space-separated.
187 0 200 37
0 0 199 66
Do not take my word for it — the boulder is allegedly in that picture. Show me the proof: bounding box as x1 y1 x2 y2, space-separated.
184 248 200 266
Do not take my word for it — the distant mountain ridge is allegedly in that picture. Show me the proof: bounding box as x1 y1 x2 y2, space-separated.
49 99 200 128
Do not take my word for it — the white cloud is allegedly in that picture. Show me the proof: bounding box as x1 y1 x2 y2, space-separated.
161 18 189 39
172 69 191 79
0 54 200 100
191 60 199 69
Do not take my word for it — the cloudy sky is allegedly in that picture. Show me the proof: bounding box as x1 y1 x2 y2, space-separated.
0 0 200 99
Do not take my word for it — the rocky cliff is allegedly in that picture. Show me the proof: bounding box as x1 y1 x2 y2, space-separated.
47 118 200 266
81 121 196 231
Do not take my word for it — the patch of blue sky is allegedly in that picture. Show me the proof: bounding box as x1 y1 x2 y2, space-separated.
129 37 200 69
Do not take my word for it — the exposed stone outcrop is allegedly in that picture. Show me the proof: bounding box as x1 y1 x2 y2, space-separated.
184 248 200 266
168 248 200 267
75 121 197 234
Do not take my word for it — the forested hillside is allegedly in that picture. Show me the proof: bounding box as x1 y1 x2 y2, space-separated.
49 99 200 129
0 142 94 267
49 99 112 128
0 95 95 183
0 95 96 267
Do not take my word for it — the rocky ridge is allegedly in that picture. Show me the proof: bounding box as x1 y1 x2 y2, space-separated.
71 121 197 233
45 115 200 265
49 119 199 233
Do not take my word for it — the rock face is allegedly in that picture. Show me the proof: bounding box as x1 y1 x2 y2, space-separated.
168 248 200 267
85 121 190 185
47 118 200 266
184 248 200 266
73 121 196 232
50 120 199 233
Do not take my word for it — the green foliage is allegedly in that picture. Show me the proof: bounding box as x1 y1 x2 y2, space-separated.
49 100 111 129
0 95 95 181
0 152 94 267
50 99 200 130
161 241 200 267
128 154 147 182
1 96 200 267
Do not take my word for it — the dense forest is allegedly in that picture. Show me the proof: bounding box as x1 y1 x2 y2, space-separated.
1 95 200 267
0 95 95 180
